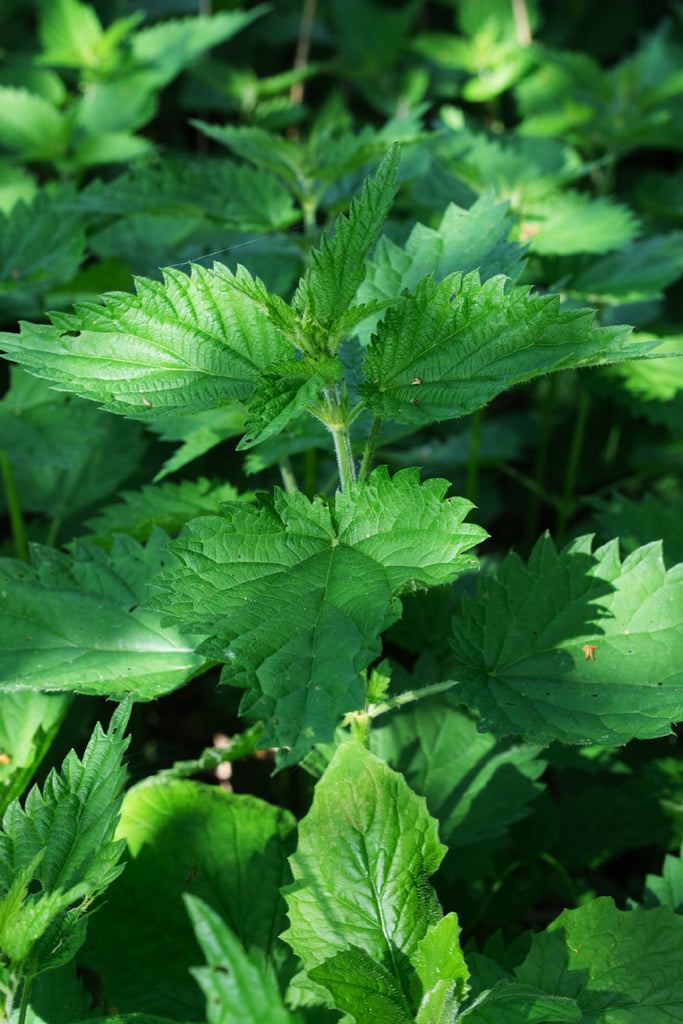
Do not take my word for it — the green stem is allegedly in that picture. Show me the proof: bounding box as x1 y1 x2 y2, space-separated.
557 387 590 540
0 450 28 562
331 425 356 491
368 678 457 719
17 974 33 1024
323 387 356 491
466 408 484 504
358 416 382 483
278 457 299 495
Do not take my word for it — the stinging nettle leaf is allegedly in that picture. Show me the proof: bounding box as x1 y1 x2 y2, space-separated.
515 897 683 1021
294 144 401 339
0 263 293 421
0 530 209 700
148 467 485 765
451 533 683 747
362 271 655 427
0 699 131 976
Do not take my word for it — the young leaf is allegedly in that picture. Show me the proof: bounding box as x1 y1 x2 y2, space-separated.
237 356 343 450
520 191 638 255
412 914 470 1024
0 530 209 700
0 264 293 421
362 193 525 306
282 742 445 1008
362 272 654 426
294 144 401 339
0 699 131 977
84 779 296 1019
186 895 303 1024
451 533 683 746
148 467 486 764
0 87 69 162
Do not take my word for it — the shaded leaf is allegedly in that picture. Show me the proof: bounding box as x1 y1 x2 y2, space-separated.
515 897 683 1022
85 778 296 1020
452 533 683 745
370 697 545 849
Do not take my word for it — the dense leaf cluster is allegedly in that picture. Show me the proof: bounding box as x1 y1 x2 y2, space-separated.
1 1 683 1022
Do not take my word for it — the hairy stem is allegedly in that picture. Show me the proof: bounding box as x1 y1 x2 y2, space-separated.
323 387 356 490
368 678 458 718
358 416 382 483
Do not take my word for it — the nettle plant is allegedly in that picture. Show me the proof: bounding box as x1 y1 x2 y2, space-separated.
2 146 683 1023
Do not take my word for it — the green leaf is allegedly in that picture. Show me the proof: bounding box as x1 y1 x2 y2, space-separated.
131 8 269 88
361 271 654 426
361 193 524 306
566 233 683 303
186 895 303 1024
0 192 87 320
451 533 683 746
370 698 545 850
0 691 73 819
149 404 247 482
591 491 683 568
606 335 683 403
642 842 683 913
514 897 683 1021
463 983 581 1023
282 742 445 1004
81 156 299 232
309 946 413 1024
294 144 400 339
412 914 469 1024
0 87 68 161
38 0 108 70
237 356 343 450
0 530 209 700
0 699 131 975
149 467 485 764
83 477 251 547
0 264 292 420
0 368 147 527
84 778 296 1019
521 192 638 255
